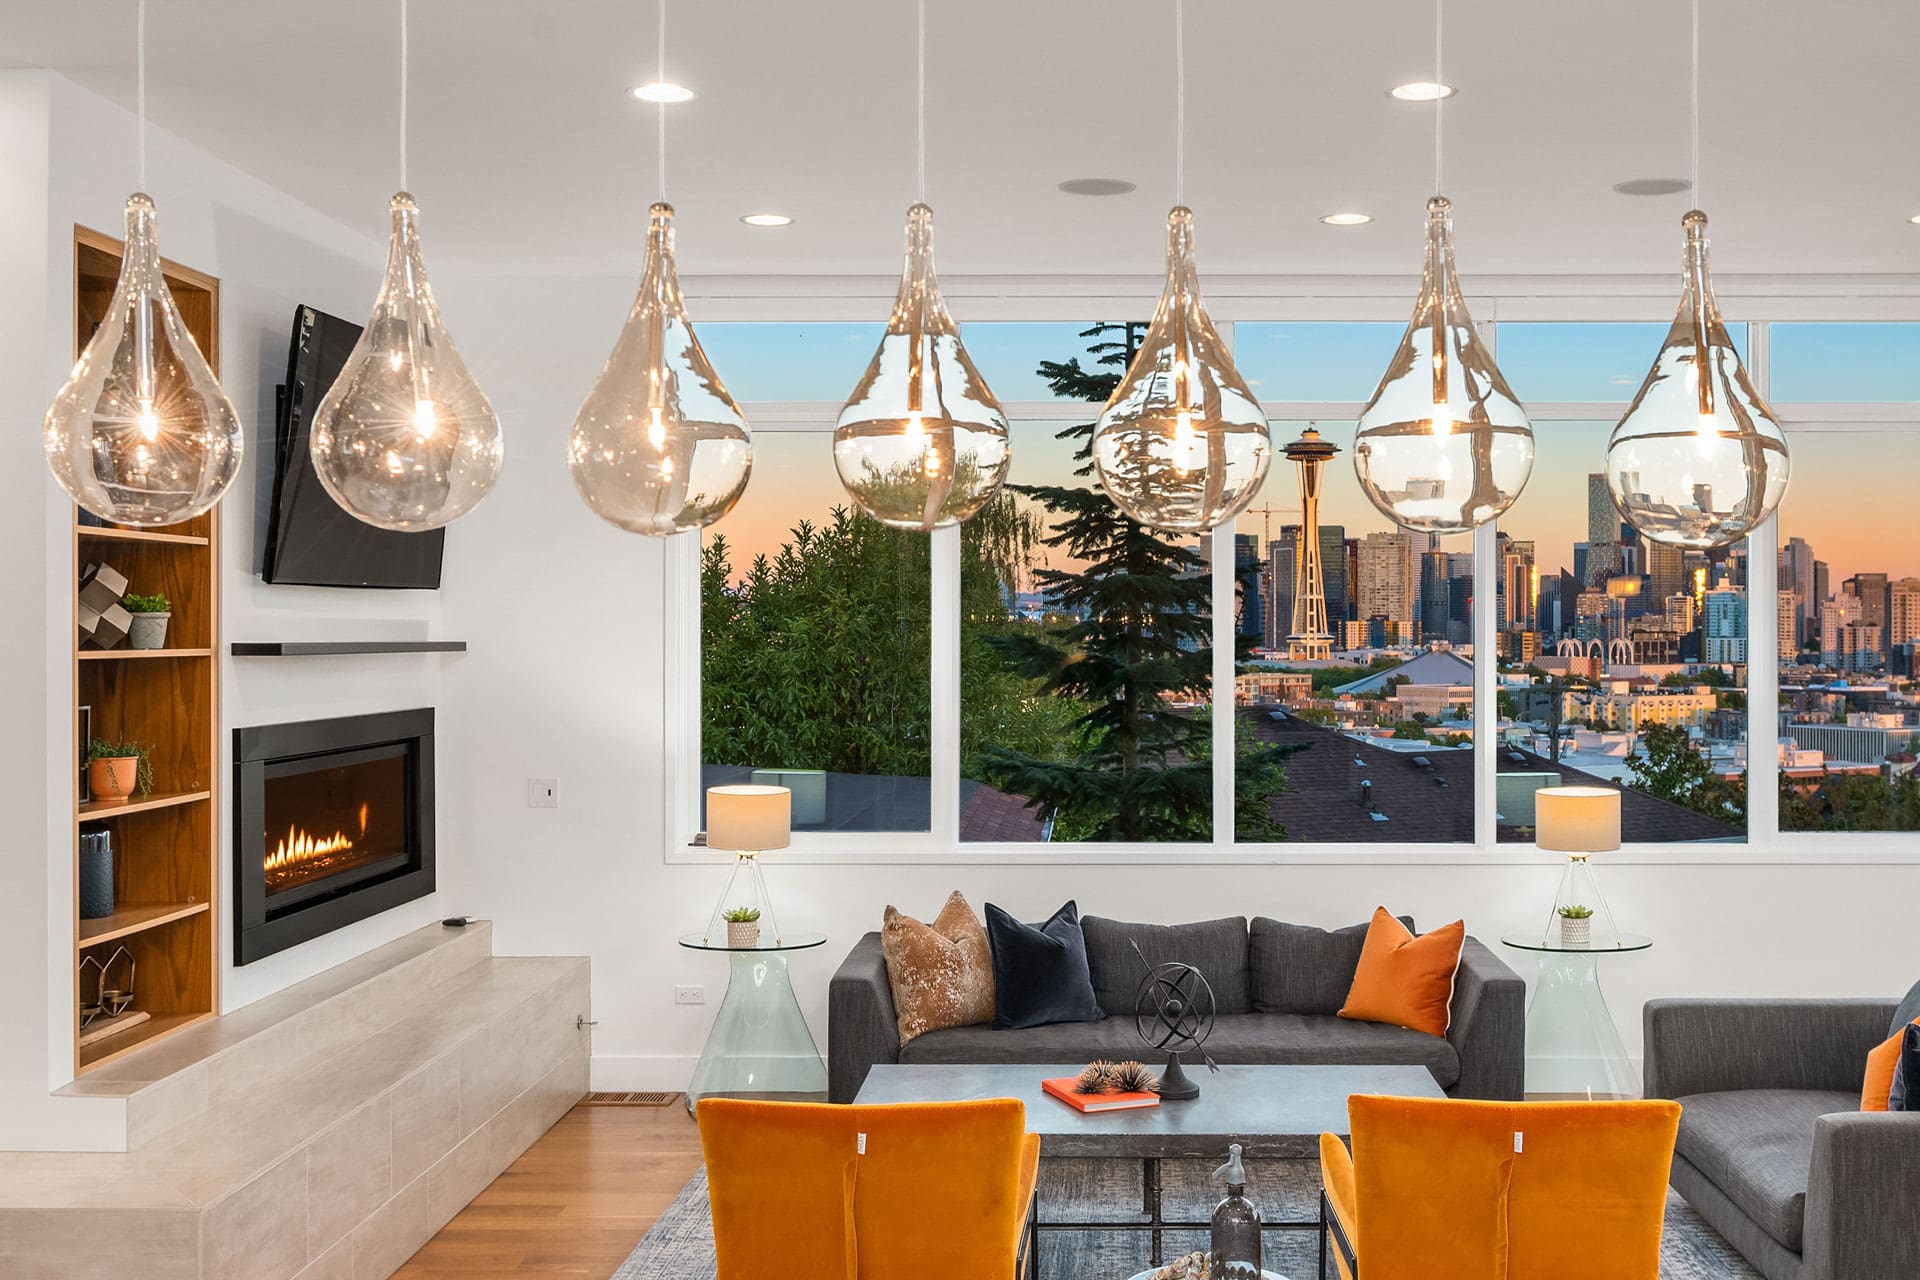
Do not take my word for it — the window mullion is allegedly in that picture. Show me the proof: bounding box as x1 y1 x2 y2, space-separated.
1746 322 1780 851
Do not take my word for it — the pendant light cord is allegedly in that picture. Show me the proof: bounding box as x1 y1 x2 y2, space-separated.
916 0 926 203
1173 0 1185 206
1433 0 1443 196
399 0 409 190
658 0 668 201
136 0 147 192
1690 0 1700 208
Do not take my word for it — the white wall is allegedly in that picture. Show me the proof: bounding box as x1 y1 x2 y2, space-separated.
0 74 450 1148
441 273 1920 1091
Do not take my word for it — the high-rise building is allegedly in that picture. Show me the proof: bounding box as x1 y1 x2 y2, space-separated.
1646 540 1687 604
1778 591 1798 659
1265 532 1298 651
1586 473 1619 589
1821 593 1862 667
1837 623 1885 672
1844 573 1891 635
1890 578 1920 647
1704 587 1748 664
1813 560 1829 623
1665 593 1696 635
1781 536 1814 642
1234 533 1264 643
1357 530 1414 628
1496 535 1536 632
1420 550 1450 646
1319 524 1349 628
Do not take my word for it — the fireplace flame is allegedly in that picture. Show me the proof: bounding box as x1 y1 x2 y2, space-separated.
266 824 357 872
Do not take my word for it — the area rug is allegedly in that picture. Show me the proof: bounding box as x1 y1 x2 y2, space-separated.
612 1162 1763 1279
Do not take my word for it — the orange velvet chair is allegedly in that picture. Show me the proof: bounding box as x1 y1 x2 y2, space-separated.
698 1097 1041 1280
1319 1094 1681 1280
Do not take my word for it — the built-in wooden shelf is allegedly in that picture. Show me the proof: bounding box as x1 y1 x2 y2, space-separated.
78 901 210 949
77 1010 216 1072
75 526 211 547
78 788 211 822
231 641 468 657
78 647 214 661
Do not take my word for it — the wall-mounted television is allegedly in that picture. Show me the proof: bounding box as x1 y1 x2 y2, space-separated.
261 305 445 589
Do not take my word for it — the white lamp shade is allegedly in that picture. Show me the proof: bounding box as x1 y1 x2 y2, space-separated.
1535 786 1621 853
706 785 791 852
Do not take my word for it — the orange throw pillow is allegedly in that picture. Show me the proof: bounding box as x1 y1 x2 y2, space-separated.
881 891 995 1045
1337 907 1465 1037
1863 1018 1920 1111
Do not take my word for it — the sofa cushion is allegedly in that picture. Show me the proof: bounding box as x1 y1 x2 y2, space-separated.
1081 915 1251 1018
984 900 1103 1030
880 891 994 1045
1673 1088 1857 1251
1339 909 1464 1037
1250 916 1414 1015
897 1012 1460 1088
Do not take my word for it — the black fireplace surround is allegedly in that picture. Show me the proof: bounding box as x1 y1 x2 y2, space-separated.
234 708 436 965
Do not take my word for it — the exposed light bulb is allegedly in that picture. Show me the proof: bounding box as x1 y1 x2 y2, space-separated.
310 193 503 531
44 194 244 525
833 203 1011 530
1091 207 1271 532
568 202 752 535
1429 401 1453 437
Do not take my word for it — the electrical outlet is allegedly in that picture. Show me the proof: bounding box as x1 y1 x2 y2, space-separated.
674 985 705 1006
527 778 558 808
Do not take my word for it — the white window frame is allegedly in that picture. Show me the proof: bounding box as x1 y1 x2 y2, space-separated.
664 280 1920 866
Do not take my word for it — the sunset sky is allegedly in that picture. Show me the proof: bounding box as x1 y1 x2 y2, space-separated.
698 322 1920 589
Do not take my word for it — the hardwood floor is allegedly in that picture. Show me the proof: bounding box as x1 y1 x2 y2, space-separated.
393 1104 704 1279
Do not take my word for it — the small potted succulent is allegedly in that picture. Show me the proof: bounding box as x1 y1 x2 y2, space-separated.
723 906 762 948
1557 903 1594 947
86 739 153 806
122 592 171 650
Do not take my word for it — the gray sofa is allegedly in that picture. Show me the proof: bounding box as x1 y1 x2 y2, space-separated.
1645 997 1920 1280
828 913 1525 1104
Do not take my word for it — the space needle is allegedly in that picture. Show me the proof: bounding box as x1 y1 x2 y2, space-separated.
1284 425 1341 661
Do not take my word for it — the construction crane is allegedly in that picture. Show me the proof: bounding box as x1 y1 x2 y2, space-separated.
1243 503 1301 553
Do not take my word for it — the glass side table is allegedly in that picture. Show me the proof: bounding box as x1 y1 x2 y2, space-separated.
1501 932 1651 1099
679 932 829 1114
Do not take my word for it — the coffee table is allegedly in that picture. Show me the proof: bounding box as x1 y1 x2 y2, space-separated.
856 1062 1445 1273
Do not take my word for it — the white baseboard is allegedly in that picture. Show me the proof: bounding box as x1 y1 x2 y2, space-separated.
590 1053 699 1091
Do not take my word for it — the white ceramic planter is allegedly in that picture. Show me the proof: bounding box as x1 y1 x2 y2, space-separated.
127 611 170 650
726 921 761 948
1558 916 1592 946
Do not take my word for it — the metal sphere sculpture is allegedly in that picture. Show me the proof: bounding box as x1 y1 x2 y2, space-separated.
1132 956 1217 1100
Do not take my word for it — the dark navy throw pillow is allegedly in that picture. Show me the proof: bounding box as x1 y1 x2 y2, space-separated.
1891 1023 1920 1112
985 899 1105 1030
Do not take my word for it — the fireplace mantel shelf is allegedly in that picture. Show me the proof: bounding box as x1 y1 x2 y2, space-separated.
230 641 467 657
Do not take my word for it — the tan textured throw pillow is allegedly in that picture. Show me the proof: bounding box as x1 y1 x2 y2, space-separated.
882 891 995 1044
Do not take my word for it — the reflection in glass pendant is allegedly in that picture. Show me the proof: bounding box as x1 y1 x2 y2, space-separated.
310 192 503 531
833 204 1010 531
1092 207 1270 533
44 194 244 526
1605 211 1789 549
570 203 751 535
1354 197 1533 534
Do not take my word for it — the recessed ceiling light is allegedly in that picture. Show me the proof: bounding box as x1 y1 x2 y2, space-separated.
1612 177 1691 197
1058 177 1137 197
630 82 696 104
1388 81 1455 101
1320 212 1373 226
740 213 793 227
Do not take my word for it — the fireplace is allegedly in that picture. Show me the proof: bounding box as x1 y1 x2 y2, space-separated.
234 708 436 965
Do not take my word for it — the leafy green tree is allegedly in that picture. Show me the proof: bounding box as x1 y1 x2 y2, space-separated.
1780 768 1920 832
1391 720 1429 740
1626 722 1745 826
974 323 1298 841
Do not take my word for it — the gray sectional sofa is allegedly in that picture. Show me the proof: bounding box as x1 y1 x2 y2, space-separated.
828 913 1525 1104
1645 996 1920 1280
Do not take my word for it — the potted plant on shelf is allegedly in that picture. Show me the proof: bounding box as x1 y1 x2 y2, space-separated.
86 740 153 806
723 906 762 948
1557 904 1594 946
122 592 171 650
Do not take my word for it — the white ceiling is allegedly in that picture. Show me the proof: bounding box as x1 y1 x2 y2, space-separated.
5 0 1918 279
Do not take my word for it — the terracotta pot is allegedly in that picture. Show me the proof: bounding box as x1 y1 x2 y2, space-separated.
726 920 761 948
88 756 140 805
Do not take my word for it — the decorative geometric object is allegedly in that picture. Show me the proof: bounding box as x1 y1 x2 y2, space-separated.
1132 942 1217 1100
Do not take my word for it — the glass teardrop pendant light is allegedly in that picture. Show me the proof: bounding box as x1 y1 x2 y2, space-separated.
1353 196 1534 533
1354 0 1531 534
571 0 748 534
833 203 1010 529
1092 207 1271 532
569 201 751 533
1604 1 1787 549
44 2 243 527
309 0 502 531
1091 0 1270 533
832 0 1009 530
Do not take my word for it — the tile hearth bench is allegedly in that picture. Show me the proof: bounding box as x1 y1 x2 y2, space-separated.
0 921 590 1280
856 1061 1446 1273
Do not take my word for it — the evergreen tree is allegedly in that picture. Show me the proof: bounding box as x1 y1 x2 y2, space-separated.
974 323 1297 841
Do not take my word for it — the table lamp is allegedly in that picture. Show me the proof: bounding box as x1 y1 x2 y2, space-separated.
702 784 791 947
1535 786 1622 948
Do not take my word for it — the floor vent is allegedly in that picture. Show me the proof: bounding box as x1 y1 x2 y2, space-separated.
581 1090 681 1107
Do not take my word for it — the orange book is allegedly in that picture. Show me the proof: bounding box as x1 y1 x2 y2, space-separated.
1041 1077 1161 1113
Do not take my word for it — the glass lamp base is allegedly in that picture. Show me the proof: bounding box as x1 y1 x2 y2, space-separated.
1523 952 1641 1099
